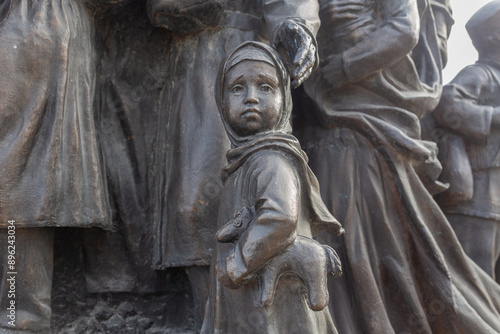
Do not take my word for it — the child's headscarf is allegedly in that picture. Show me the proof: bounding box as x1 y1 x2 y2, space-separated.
215 41 293 146
216 41 344 237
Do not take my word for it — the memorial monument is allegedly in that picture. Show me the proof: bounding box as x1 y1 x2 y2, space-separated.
1 1 500 333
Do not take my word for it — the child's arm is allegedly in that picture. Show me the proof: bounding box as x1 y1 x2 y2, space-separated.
321 0 419 88
216 206 343 311
221 155 300 287
433 65 496 143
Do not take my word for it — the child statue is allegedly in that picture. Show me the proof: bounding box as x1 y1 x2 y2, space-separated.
433 0 500 281
201 41 343 333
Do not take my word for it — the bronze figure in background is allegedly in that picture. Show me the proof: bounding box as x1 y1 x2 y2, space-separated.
433 0 500 282
295 0 500 332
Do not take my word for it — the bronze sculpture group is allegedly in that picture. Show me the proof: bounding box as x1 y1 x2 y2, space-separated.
1 0 500 333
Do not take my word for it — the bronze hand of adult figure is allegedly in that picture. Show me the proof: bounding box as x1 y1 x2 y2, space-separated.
276 19 317 88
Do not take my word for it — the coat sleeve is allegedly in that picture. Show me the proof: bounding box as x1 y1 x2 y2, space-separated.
225 154 300 284
262 0 320 43
433 65 494 143
430 0 453 37
341 0 420 82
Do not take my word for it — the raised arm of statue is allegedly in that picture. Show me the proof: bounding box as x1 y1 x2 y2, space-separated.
321 0 420 86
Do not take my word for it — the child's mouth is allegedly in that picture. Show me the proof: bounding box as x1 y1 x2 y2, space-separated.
243 108 260 116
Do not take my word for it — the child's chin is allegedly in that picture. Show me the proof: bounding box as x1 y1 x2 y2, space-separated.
236 124 262 137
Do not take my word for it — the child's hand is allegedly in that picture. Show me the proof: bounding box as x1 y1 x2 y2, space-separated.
216 245 257 289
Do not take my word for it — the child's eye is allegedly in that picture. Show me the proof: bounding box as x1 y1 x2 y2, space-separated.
231 85 244 94
260 84 273 92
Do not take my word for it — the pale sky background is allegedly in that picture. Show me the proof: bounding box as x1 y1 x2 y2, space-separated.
442 0 492 83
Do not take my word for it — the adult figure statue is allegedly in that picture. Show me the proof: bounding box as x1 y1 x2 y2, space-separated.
81 0 174 298
296 0 500 332
0 1 124 332
147 0 320 327
433 0 500 282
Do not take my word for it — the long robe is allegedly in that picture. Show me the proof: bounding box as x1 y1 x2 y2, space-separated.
298 0 500 332
82 1 175 294
0 0 112 229
0 1 118 331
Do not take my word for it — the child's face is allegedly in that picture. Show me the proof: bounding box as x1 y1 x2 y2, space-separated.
224 60 283 137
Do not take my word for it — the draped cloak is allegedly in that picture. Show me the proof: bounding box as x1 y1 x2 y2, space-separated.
297 0 500 332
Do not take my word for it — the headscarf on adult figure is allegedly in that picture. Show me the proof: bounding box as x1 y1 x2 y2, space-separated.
296 0 500 333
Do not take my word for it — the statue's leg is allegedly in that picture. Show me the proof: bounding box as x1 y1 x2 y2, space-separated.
82 227 137 293
0 227 54 334
185 265 209 332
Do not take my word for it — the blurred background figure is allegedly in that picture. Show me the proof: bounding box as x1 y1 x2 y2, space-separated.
433 0 500 283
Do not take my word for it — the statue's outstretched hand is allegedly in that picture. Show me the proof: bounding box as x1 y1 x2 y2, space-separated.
276 19 317 88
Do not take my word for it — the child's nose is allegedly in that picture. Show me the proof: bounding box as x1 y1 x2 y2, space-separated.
244 86 259 104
